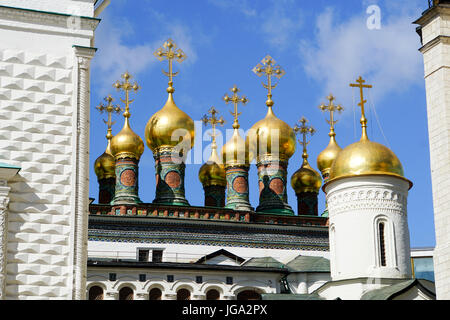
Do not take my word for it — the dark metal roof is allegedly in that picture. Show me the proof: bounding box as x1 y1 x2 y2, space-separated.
87 259 288 273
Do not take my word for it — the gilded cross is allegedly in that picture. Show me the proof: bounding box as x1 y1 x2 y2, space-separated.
113 72 140 118
154 38 186 92
318 94 344 137
201 107 225 148
223 85 248 129
350 76 372 131
293 117 315 160
96 95 122 140
252 55 285 107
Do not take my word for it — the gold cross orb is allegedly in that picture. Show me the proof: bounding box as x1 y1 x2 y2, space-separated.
318 94 344 133
202 107 225 143
113 72 140 118
223 85 248 129
154 38 186 87
294 116 316 148
252 55 285 106
96 95 122 139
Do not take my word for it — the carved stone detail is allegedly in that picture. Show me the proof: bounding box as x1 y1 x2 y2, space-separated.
327 186 407 216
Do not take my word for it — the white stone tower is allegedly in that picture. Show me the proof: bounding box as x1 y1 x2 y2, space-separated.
323 77 413 282
414 0 450 300
0 0 104 299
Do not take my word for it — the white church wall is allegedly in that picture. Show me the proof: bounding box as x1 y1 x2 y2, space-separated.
325 175 412 281
416 4 450 300
0 2 98 299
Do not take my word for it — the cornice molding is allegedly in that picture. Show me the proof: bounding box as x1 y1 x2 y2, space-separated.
0 5 99 36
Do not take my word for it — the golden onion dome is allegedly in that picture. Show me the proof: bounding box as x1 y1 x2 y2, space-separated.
327 128 411 189
145 92 195 153
222 128 249 166
246 106 296 162
110 117 145 160
317 134 342 178
94 139 116 180
291 159 322 194
199 148 226 187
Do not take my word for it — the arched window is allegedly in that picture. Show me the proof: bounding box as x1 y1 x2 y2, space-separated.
177 288 191 300
206 289 220 300
149 288 162 300
88 286 104 300
237 290 261 300
119 287 134 300
379 222 387 267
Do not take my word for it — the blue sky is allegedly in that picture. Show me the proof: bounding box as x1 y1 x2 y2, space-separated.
89 0 435 248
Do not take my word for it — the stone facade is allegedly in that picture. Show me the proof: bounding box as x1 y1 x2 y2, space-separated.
0 1 99 299
415 2 450 300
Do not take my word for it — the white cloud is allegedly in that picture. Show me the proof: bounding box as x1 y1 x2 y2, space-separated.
92 10 200 96
299 5 424 108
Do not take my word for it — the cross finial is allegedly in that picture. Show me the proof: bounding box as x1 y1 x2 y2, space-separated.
350 76 372 139
252 55 285 108
293 117 316 162
96 95 123 140
223 85 248 129
113 72 140 119
154 38 187 93
318 93 344 138
202 107 225 149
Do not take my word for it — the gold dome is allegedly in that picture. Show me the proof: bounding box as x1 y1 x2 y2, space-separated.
145 92 195 153
199 148 226 187
317 134 342 178
94 140 116 180
291 159 322 194
110 118 145 160
247 107 296 162
329 134 405 180
222 128 249 166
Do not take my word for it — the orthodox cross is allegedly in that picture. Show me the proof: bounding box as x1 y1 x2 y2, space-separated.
113 72 140 119
252 55 285 107
318 94 344 137
293 117 315 161
154 38 186 92
96 95 122 140
202 107 225 149
350 76 372 133
223 85 248 129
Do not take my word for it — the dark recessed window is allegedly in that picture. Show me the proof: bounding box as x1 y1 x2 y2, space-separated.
226 277 233 285
379 222 387 267
109 273 117 281
138 249 150 262
152 250 163 262
139 274 146 282
196 276 203 284
167 275 174 283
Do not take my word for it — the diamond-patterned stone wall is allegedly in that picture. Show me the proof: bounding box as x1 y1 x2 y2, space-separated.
0 48 75 299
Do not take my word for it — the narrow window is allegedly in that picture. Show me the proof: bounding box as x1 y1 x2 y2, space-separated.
152 250 163 262
138 249 149 262
379 222 387 267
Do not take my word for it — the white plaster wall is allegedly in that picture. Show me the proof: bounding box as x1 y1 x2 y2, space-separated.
325 175 412 281
86 268 280 300
0 0 95 17
0 4 96 299
419 8 450 300
88 241 330 265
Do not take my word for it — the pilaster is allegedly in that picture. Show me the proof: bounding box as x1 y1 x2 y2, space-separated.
72 45 96 300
